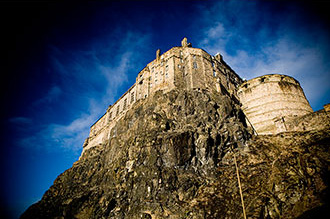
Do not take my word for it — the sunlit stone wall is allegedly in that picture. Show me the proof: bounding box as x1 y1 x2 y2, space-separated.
81 38 245 155
237 74 313 134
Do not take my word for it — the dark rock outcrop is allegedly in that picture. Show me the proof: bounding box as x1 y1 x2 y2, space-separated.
21 89 330 218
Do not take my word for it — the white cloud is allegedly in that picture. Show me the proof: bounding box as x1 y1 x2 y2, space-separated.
196 1 330 110
99 51 131 101
49 113 96 152
18 114 93 154
15 31 151 153
205 36 330 109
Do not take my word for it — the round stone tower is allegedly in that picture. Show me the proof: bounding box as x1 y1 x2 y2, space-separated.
237 74 313 134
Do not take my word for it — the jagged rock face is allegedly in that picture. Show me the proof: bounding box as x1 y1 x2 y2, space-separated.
21 89 330 219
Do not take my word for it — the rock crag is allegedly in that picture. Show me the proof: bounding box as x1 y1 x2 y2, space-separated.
21 89 330 218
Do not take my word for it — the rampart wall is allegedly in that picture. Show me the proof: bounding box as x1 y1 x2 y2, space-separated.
284 108 330 132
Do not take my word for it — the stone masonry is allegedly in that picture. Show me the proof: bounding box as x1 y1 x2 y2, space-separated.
82 38 243 154
81 38 325 155
237 74 314 134
21 38 330 219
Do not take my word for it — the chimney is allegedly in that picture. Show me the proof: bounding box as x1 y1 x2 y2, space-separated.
181 37 188 47
214 53 223 62
156 49 161 61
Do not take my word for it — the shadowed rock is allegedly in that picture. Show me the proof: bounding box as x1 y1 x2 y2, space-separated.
21 89 330 218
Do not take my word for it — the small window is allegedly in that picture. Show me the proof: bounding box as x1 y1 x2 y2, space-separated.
165 72 169 78
178 64 181 69
181 59 184 63
193 62 197 69
123 99 127 109
131 92 135 103
116 106 120 116
213 71 217 77
165 65 169 71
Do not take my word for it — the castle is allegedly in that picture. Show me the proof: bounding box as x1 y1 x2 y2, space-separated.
81 38 329 155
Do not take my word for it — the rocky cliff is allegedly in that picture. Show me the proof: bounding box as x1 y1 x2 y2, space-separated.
21 89 330 218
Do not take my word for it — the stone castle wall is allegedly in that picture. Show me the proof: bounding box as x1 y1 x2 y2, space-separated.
284 108 330 132
81 38 243 154
86 85 137 151
82 38 322 154
237 74 313 134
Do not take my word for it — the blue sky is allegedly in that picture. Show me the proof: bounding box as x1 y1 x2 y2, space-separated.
1 0 329 218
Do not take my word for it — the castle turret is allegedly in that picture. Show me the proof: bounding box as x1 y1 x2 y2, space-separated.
237 74 313 134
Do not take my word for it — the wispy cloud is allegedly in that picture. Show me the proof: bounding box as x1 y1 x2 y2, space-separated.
196 0 330 110
9 117 33 125
17 112 96 153
32 86 62 106
12 31 151 153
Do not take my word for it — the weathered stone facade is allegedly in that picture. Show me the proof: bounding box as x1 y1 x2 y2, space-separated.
21 38 330 219
82 38 327 155
22 84 330 219
82 38 243 154
237 74 313 134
